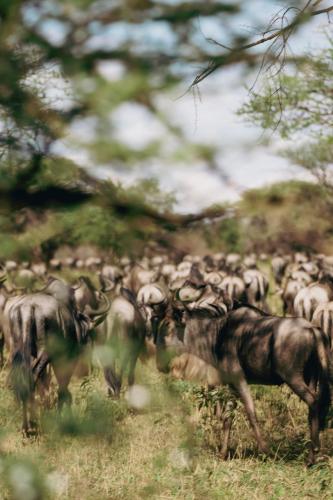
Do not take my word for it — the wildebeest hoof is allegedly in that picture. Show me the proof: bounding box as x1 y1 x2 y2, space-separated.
107 388 120 398
22 425 39 439
258 446 270 461
306 454 329 468
219 450 229 461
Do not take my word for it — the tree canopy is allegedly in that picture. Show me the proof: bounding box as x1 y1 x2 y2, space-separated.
240 37 333 186
0 1 333 257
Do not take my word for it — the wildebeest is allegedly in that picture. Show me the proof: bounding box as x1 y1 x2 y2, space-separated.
124 264 158 294
0 275 9 368
220 275 246 302
271 256 288 285
294 278 333 321
156 301 333 464
243 268 269 309
96 287 146 397
2 277 109 435
313 302 333 347
282 279 305 316
73 276 100 312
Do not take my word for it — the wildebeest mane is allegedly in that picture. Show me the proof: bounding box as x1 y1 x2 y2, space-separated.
231 299 270 317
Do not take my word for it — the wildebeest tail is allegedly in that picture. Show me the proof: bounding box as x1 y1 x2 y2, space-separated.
8 305 34 403
312 327 333 429
315 309 333 348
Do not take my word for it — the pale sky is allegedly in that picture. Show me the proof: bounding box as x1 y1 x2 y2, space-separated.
50 2 332 213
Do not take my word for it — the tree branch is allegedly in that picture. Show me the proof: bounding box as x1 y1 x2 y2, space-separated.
191 2 333 86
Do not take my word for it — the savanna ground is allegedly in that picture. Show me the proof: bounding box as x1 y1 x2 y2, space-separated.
1 264 333 499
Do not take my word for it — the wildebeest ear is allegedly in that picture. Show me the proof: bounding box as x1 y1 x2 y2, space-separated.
120 287 136 305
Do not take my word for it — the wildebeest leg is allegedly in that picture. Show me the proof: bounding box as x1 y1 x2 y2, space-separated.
27 393 38 436
37 366 52 409
104 362 121 398
22 395 38 437
128 344 142 387
0 332 4 368
233 380 268 455
286 377 319 465
127 355 137 387
22 401 29 436
220 397 237 460
53 361 76 410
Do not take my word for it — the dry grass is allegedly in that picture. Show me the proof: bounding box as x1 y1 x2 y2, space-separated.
1 268 333 498
1 359 333 499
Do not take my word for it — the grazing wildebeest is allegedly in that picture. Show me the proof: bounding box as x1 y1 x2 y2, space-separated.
2 277 109 435
156 301 333 464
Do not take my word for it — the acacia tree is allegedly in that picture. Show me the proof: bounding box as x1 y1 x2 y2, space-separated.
240 39 333 189
0 0 332 245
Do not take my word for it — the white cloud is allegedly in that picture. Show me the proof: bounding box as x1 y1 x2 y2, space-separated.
51 5 329 213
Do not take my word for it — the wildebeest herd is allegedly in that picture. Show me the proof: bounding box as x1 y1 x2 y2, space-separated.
1 250 333 466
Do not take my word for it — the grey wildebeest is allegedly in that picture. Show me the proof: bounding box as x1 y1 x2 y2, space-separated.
313 302 333 348
156 299 333 465
282 279 306 316
294 277 333 321
0 275 10 368
243 268 269 310
271 256 288 285
96 286 146 397
220 275 246 302
2 277 109 435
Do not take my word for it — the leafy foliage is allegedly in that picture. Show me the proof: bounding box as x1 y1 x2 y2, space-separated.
240 39 333 184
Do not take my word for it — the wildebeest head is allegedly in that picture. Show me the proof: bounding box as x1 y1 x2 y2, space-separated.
83 290 111 329
73 276 99 311
155 281 230 373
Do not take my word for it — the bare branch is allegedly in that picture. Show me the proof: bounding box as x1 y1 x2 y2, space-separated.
191 2 333 87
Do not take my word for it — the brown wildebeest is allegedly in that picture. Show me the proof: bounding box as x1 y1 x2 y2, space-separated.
156 302 333 465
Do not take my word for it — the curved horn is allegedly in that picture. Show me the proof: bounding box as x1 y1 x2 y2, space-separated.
84 291 110 318
99 274 115 292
